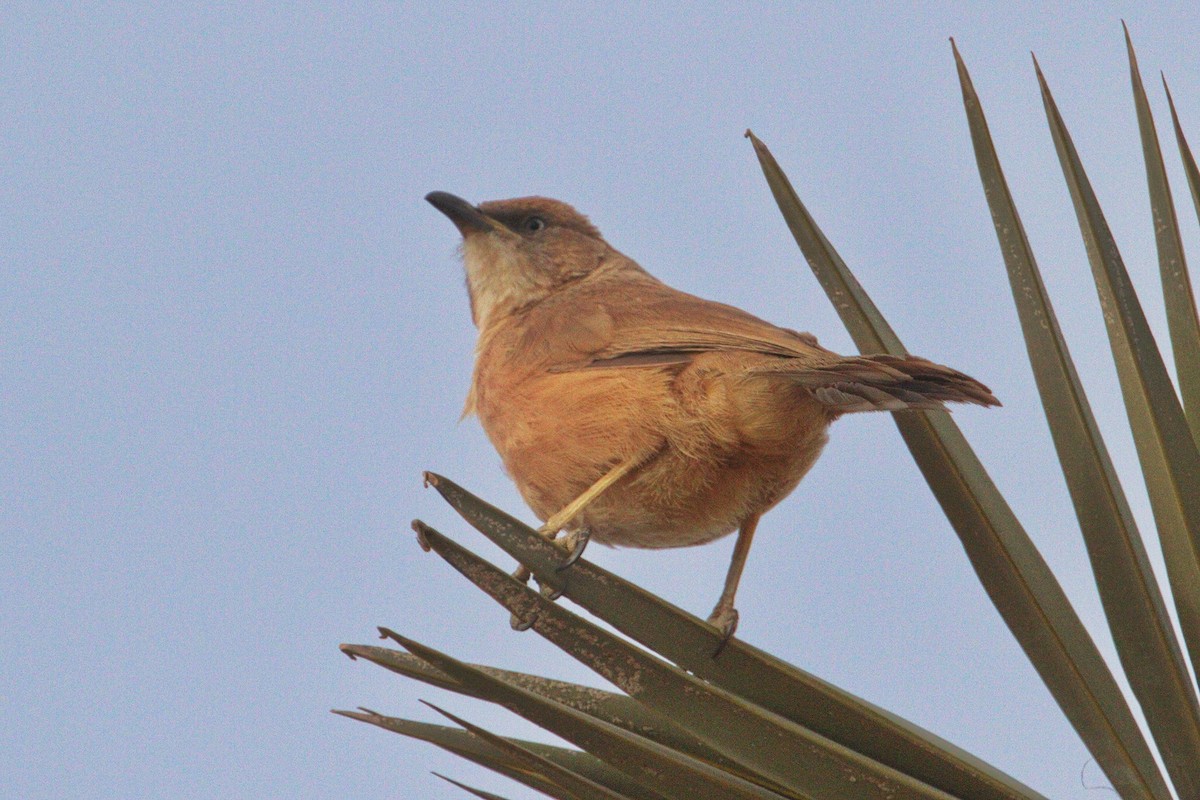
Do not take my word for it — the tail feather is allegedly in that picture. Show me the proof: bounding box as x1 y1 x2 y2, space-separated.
758 354 1000 414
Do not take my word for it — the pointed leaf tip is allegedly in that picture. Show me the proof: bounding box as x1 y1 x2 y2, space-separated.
378 626 405 644
331 708 388 724
420 698 450 716
418 699 482 735
1124 24 1138 63
745 129 766 152
377 629 447 670
431 772 508 800
413 519 433 551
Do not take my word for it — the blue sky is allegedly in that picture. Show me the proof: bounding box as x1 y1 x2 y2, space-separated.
4 4 1199 799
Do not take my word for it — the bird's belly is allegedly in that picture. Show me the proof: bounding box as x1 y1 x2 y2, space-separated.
475 362 831 549
580 434 829 549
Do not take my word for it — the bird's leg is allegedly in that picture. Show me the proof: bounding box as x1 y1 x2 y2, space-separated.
707 514 760 656
509 453 646 631
538 452 645 541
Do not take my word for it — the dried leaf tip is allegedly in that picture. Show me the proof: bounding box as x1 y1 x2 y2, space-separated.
412 519 433 552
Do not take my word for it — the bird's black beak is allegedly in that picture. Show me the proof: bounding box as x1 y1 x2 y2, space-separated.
425 191 501 235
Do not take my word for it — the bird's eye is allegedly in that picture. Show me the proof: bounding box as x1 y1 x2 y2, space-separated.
523 216 546 232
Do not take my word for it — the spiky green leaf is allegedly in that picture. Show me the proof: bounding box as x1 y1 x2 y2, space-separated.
423 701 638 800
1160 75 1200 443
433 773 522 800
1037 53 1200 691
340 644 740 775
1126 28 1200 452
957 39 1200 799
415 521 967 800
424 473 1044 800
379 629 789 800
746 120 1171 800
334 709 579 800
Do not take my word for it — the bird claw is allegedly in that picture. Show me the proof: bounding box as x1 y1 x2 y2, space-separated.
509 611 537 631
707 605 739 657
506 525 584 627
556 527 591 572
509 565 541 629
539 580 564 602
508 555 562 626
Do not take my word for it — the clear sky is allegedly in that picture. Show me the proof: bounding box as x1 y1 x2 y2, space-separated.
4 3 1199 799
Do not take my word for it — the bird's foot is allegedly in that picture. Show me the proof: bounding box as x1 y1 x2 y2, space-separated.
509 565 538 630
509 523 592 630
531 526 591 601
534 522 591 572
507 552 572 628
538 577 565 602
706 603 739 657
556 527 591 571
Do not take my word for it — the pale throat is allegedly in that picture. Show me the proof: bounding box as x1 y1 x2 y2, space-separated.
460 237 545 331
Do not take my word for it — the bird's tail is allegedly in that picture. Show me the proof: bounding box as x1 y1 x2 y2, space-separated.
756 354 1000 414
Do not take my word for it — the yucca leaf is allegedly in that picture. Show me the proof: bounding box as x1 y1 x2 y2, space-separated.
957 41 1200 800
424 472 1046 800
334 708 578 799
1126 28 1200 453
339 708 665 800
340 644 740 775
378 629 788 800
423 701 639 800
415 521 970 800
433 773 521 800
1164 78 1200 239
1037 55 1200 688
746 122 1172 800
1161 75 1200 442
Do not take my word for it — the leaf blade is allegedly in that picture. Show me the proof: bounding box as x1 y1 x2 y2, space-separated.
334 709 580 800
959 38 1200 800
1038 50 1200 699
1160 74 1200 443
747 106 1171 800
433 773 523 800
340 644 742 778
423 473 1047 800
415 520 1003 800
379 629 790 800
423 700 640 800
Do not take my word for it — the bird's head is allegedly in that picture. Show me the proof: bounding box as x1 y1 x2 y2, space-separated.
426 192 611 329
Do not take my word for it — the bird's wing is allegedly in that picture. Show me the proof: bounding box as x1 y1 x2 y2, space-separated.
531 270 999 413
540 274 836 372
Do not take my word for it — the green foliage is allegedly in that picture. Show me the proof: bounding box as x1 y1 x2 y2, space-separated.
338 31 1200 800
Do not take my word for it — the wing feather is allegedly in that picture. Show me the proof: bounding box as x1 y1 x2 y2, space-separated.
536 270 833 370
527 260 999 412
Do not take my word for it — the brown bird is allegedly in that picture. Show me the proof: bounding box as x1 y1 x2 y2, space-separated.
426 191 999 643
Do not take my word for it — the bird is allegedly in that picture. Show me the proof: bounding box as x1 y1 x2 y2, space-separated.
425 190 999 646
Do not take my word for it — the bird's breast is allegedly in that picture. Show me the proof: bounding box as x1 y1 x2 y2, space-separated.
470 344 833 549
